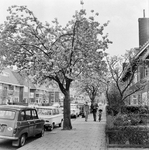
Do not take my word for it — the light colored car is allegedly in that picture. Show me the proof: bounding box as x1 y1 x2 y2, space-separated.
36 106 63 131
70 103 80 118
0 105 44 147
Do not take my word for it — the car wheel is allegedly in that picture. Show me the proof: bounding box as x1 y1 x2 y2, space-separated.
19 134 26 147
50 123 54 131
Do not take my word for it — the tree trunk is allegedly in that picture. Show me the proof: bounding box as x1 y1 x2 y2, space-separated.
63 90 72 130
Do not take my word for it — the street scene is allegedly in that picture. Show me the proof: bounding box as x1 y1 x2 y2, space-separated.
0 0 149 150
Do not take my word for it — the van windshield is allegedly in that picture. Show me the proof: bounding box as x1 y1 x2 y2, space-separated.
37 108 53 115
0 110 16 120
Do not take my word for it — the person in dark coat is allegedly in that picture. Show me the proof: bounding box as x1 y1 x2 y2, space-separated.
91 102 98 121
98 109 103 121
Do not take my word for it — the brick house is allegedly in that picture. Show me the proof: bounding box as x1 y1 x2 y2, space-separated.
122 40 149 106
0 68 24 104
0 68 60 105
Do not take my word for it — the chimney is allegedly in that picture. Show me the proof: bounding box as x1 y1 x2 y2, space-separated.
143 9 145 18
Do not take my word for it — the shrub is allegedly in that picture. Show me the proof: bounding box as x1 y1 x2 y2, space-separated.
107 126 149 145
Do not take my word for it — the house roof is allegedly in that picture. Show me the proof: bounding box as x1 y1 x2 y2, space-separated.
0 68 23 86
12 71 36 89
121 40 149 82
0 68 56 91
134 40 149 60
0 68 36 89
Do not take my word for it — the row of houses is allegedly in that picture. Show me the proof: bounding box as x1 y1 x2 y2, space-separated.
0 68 60 106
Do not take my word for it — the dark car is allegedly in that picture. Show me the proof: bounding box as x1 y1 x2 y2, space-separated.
0 105 45 147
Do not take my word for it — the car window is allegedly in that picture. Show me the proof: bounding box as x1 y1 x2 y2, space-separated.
0 110 15 120
37 108 52 115
25 110 32 120
32 110 38 119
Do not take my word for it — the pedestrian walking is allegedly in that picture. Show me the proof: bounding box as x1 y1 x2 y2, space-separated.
91 102 98 121
84 102 90 121
98 109 102 121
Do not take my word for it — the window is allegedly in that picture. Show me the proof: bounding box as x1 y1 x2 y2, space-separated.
14 86 19 92
32 110 38 119
37 108 52 115
36 94 39 97
25 110 31 120
0 110 16 120
145 66 149 77
53 109 56 115
0 84 2 90
9 85 14 90
14 98 19 102
20 111 25 121
131 95 138 105
133 72 137 83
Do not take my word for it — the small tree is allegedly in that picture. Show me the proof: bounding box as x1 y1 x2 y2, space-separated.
0 6 111 129
76 59 108 104
106 50 146 112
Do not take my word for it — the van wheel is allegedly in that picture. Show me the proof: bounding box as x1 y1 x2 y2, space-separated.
19 134 26 147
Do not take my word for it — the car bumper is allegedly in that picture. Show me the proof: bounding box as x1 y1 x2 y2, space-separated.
44 124 52 128
0 135 18 140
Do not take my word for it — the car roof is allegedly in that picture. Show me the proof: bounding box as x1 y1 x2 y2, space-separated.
36 106 57 109
0 105 35 111
71 103 78 105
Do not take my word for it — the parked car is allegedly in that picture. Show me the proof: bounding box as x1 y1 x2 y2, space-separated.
36 106 63 131
0 105 45 147
70 103 80 118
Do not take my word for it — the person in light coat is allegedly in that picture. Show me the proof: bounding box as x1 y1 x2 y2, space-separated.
84 102 90 121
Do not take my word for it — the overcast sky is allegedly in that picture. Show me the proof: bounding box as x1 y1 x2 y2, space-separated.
0 0 148 56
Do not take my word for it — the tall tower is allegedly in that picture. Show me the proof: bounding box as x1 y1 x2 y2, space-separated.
138 10 149 47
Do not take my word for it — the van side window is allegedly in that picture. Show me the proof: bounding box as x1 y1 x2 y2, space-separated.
25 110 31 120
20 111 25 121
53 109 56 115
32 110 38 119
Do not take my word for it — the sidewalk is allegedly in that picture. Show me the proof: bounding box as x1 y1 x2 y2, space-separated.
18 109 107 150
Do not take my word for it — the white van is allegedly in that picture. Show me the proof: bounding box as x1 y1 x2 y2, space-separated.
36 106 63 131
70 103 80 118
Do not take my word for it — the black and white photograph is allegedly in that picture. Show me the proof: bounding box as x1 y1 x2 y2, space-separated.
0 0 149 150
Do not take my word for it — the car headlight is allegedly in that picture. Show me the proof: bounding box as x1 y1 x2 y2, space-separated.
7 127 13 131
